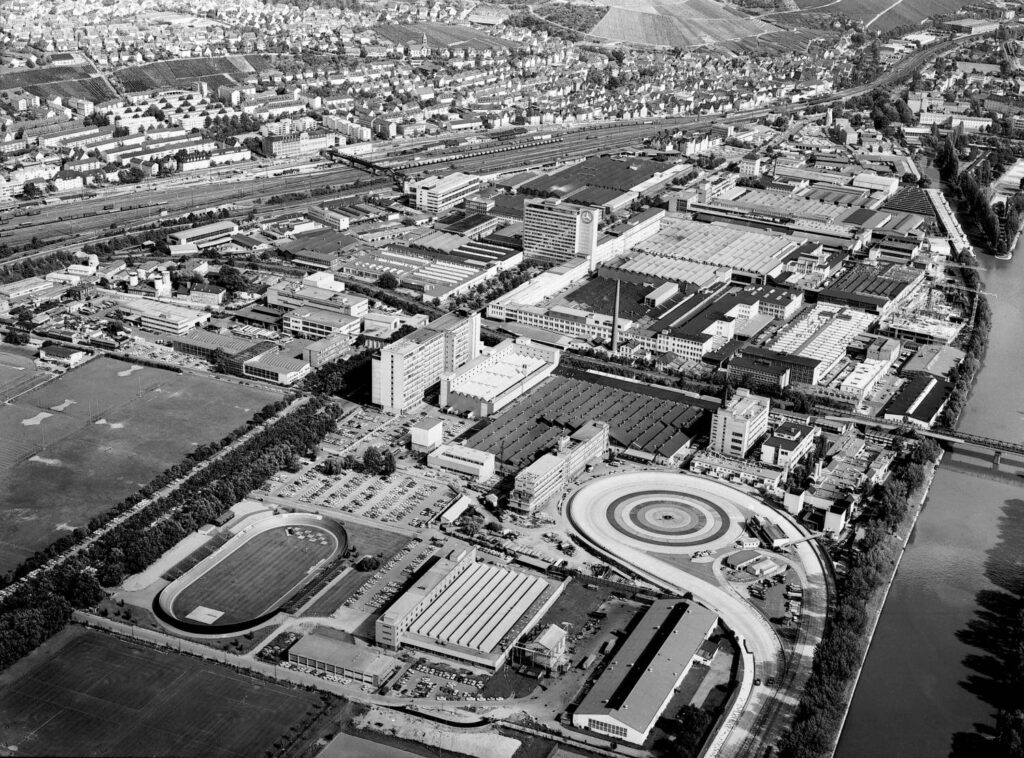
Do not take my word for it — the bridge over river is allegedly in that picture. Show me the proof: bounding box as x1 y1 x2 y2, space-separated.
826 414 1024 461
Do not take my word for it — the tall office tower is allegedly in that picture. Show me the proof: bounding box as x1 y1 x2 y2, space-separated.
709 388 770 458
371 312 481 414
523 198 601 266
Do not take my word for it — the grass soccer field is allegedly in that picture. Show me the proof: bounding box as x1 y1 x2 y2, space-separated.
0 627 320 758
168 522 344 627
0 357 282 576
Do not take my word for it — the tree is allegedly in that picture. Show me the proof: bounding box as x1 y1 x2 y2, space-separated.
376 272 399 290
362 445 385 475
214 265 250 294
22 182 42 198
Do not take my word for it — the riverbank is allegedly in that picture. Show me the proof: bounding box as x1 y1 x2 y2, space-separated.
828 454 941 756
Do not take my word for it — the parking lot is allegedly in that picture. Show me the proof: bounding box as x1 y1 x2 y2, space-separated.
342 539 438 613
392 661 504 703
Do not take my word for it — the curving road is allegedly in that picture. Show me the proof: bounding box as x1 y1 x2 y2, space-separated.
565 470 829 757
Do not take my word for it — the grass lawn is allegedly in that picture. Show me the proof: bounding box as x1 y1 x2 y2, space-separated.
0 357 282 575
170 525 342 626
339 521 412 562
0 626 321 758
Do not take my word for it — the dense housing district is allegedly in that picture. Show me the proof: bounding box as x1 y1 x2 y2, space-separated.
1 1 1022 758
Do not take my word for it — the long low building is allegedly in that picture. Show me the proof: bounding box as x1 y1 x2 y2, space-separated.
572 600 718 746
376 545 563 669
118 299 211 335
288 632 401 687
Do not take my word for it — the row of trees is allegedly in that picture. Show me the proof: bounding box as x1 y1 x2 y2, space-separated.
937 250 992 429
777 438 943 758
0 250 77 285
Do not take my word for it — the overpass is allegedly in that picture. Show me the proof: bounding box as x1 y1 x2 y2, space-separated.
825 414 1024 458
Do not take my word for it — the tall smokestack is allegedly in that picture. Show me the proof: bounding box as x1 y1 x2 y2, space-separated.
611 279 621 354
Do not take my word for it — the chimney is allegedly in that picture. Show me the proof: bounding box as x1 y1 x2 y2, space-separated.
610 279 622 354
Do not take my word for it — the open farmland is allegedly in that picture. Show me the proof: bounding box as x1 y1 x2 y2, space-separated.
115 55 271 92
0 357 282 576
167 522 345 628
374 22 517 50
589 0 778 47
0 627 320 758
791 0 964 29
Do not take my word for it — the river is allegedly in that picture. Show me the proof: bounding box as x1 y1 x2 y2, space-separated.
836 248 1024 758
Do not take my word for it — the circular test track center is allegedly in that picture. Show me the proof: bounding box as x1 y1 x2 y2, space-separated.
570 470 745 555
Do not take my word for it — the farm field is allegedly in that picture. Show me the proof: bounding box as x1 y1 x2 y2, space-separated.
0 627 320 758
589 0 777 46
115 55 272 92
0 357 282 576
374 23 517 49
168 523 344 627
792 0 964 29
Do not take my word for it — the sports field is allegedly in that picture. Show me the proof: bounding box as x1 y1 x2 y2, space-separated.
0 627 320 758
0 357 282 576
168 523 343 627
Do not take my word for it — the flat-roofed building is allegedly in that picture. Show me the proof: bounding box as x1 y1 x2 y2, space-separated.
572 600 717 746
774 302 874 369
710 388 770 459
118 299 211 335
410 417 443 453
242 350 312 385
409 172 482 214
632 215 795 284
509 421 609 513
283 306 361 340
372 312 481 414
523 198 601 266
760 421 816 470
168 221 239 250
288 632 401 687
427 443 495 481
302 333 351 368
441 338 560 418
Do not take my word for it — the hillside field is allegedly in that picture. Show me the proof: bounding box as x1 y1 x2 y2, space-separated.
589 0 778 47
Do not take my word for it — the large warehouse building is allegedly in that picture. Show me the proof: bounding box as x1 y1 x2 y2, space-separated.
572 600 718 746
376 544 564 669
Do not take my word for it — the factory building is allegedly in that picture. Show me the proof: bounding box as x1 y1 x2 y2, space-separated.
572 600 717 746
440 338 560 418
376 544 563 669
